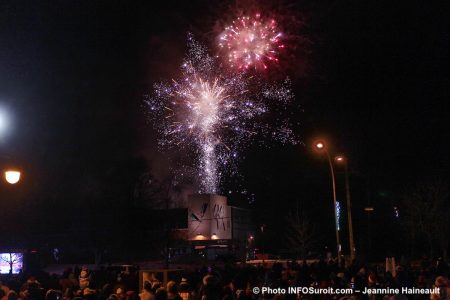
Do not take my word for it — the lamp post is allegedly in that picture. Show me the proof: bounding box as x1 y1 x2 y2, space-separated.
364 206 374 260
335 155 355 261
1 169 21 251
314 141 342 265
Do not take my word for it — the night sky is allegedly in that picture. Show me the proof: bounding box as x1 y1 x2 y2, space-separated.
0 1 448 257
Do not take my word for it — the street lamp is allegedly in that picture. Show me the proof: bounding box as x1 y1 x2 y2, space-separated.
335 155 356 261
313 140 342 264
4 170 20 184
364 207 374 260
315 142 324 149
335 156 344 162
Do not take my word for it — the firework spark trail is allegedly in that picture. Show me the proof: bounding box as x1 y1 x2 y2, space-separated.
181 76 225 192
147 35 296 193
218 14 284 70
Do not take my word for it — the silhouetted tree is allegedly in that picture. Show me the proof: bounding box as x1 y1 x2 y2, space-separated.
401 179 450 260
285 206 319 259
0 253 23 274
133 172 168 209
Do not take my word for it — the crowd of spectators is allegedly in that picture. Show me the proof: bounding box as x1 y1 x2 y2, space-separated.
0 257 448 300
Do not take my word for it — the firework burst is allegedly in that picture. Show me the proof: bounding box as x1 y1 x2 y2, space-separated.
218 14 284 70
147 35 295 193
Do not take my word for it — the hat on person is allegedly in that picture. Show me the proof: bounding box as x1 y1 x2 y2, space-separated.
202 275 218 286
179 279 190 293
107 295 119 300
7 291 18 300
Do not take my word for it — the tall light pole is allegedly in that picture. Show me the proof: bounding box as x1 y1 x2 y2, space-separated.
364 206 374 260
314 141 342 265
0 108 21 185
335 155 355 261
1 169 21 248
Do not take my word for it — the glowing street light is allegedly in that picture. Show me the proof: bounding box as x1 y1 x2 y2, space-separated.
315 141 325 150
335 155 344 162
4 170 21 184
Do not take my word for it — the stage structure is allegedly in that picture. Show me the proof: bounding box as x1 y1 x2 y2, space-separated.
160 193 252 260
187 194 232 241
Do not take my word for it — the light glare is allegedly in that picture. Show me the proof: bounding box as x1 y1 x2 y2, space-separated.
5 171 20 184
315 142 324 149
0 108 11 137
335 156 344 162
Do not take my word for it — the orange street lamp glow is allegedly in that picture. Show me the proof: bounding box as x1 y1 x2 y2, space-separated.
315 141 325 149
335 155 345 163
5 170 21 184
